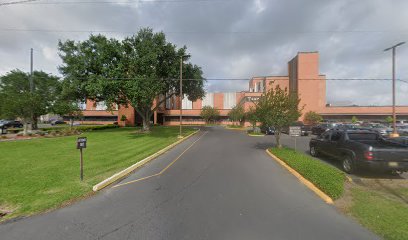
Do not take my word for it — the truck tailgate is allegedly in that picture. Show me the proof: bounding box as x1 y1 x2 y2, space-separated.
374 149 408 162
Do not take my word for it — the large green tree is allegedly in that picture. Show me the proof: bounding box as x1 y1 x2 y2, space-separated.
0 70 60 133
58 28 205 131
228 105 245 125
246 106 259 131
200 106 220 123
256 85 303 148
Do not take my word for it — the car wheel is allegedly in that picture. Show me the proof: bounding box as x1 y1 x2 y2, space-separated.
342 156 355 174
310 146 319 157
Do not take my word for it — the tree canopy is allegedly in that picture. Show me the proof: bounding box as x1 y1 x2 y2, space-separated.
303 111 323 125
58 28 205 131
245 106 259 130
256 84 303 148
0 70 60 133
200 106 220 123
228 105 245 125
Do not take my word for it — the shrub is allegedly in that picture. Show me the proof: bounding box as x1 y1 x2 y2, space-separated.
7 128 21 134
36 131 47 136
304 111 323 125
269 147 345 200
247 129 263 135
42 124 118 133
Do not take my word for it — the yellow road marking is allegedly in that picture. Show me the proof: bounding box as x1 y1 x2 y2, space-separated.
113 131 208 189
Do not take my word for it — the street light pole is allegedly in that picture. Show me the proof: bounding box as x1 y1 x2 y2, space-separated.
384 42 405 137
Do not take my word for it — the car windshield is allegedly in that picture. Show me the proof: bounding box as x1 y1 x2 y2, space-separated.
348 133 378 141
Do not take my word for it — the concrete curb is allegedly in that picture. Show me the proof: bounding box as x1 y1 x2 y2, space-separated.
225 127 247 131
265 149 334 204
92 130 200 191
247 134 265 137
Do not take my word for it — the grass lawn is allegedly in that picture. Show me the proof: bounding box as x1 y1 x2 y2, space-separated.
0 126 196 220
347 184 408 240
269 147 345 200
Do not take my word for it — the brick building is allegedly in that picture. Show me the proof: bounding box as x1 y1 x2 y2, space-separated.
80 52 408 126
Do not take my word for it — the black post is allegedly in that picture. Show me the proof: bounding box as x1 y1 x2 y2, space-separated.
80 148 83 181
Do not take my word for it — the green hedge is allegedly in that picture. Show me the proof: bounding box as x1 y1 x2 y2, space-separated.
42 124 118 132
269 147 345 200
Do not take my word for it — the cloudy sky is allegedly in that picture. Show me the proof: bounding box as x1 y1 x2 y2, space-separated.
0 0 407 106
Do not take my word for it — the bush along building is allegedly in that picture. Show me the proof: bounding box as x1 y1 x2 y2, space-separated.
80 52 408 126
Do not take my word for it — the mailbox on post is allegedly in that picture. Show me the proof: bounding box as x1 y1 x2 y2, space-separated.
77 137 87 181
77 137 87 149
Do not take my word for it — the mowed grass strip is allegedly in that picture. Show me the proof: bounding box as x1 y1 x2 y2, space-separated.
0 126 196 220
268 147 345 200
349 187 408 240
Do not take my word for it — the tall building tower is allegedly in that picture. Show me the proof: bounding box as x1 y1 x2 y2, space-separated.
288 52 326 119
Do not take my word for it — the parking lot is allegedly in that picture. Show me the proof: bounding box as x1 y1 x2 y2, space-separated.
265 133 408 180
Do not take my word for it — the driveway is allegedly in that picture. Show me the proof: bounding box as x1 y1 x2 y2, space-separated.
0 127 379 239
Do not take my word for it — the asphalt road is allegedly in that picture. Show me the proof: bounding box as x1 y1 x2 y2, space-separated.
0 127 379 240
276 133 408 180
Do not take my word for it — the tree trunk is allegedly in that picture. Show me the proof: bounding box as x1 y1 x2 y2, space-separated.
23 121 28 136
275 131 282 148
32 116 38 130
70 118 74 131
142 110 152 132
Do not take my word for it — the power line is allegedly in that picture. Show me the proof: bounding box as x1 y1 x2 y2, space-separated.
0 0 232 6
0 0 39 6
1 28 408 35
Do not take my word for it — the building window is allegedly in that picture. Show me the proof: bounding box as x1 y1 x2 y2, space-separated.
223 92 236 109
202 93 214 107
182 95 193 110
78 102 87 110
95 101 107 110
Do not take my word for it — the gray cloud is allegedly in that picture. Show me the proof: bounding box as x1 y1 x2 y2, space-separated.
0 0 407 105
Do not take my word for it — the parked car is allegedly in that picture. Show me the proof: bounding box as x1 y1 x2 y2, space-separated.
309 129 408 173
361 123 393 136
260 126 275 135
311 123 337 135
397 125 408 136
51 120 66 125
0 120 23 129
386 136 408 147
282 122 312 136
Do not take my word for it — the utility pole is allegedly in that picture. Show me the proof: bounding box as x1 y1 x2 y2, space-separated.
179 54 190 138
30 48 34 92
384 42 405 137
29 48 34 131
179 56 183 138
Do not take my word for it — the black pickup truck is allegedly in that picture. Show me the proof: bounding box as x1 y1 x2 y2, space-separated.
309 129 408 173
